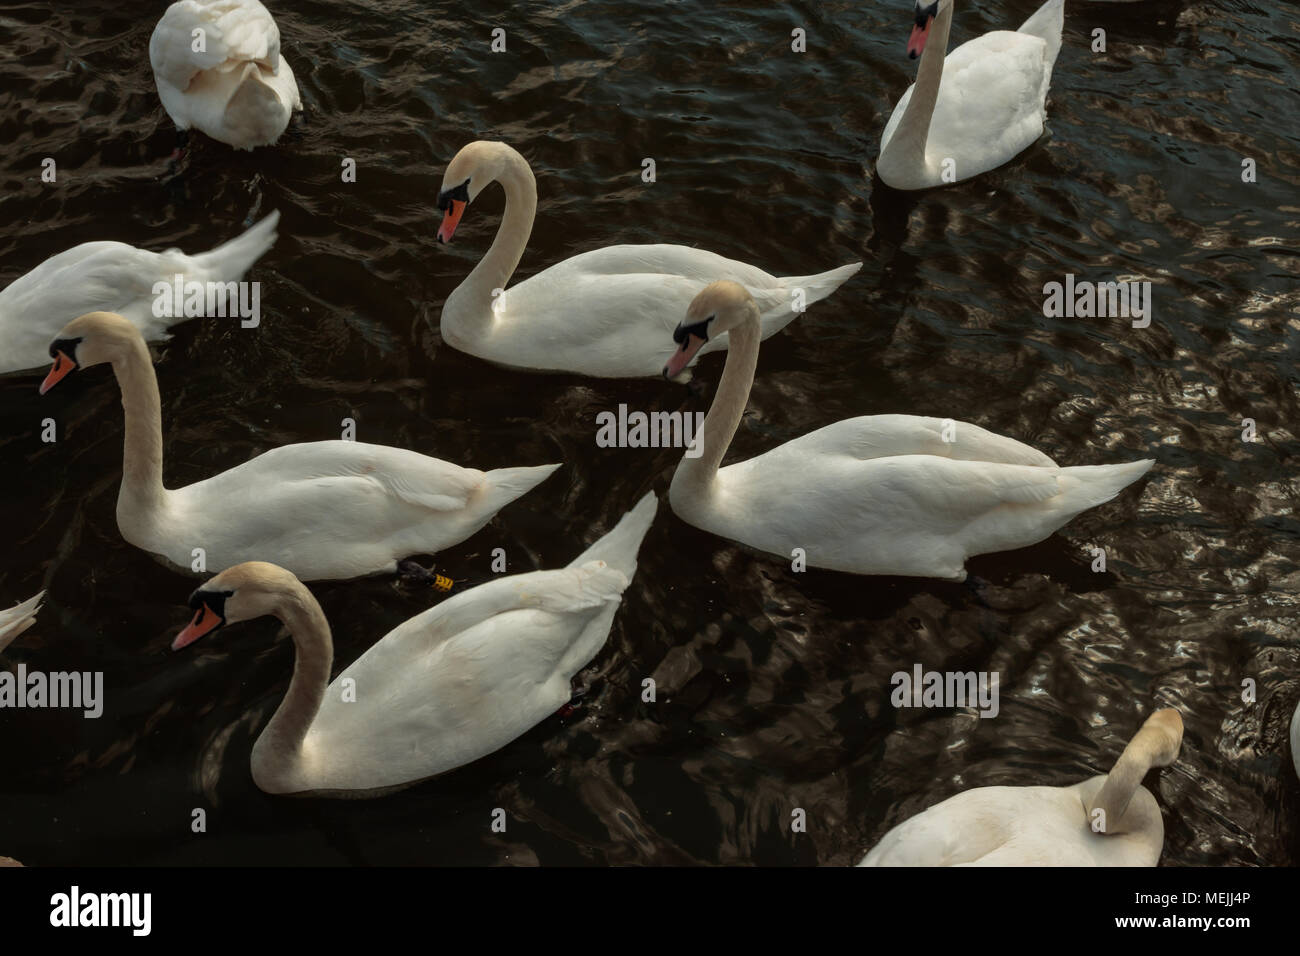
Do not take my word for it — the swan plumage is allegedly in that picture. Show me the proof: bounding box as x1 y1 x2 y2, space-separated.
435 141 861 378
0 213 278 375
39 312 558 582
663 281 1153 578
878 0 1065 190
172 493 658 795
860 709 1184 866
0 591 43 653
150 0 301 149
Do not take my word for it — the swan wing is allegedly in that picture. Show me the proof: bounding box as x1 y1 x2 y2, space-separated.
301 562 630 788
769 415 1057 467
150 0 283 92
0 591 44 651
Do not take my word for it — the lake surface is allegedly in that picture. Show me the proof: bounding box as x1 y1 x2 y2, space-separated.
0 0 1297 865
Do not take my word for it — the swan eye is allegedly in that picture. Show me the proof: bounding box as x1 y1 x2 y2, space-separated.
187 588 234 613
48 336 82 362
673 316 712 344
437 178 471 212
914 1 938 26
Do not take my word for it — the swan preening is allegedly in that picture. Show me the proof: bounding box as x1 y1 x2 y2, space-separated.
38 312 559 582
877 0 1065 190
434 141 862 378
0 592 43 654
0 213 279 376
663 281 1153 579
150 0 302 150
171 492 657 796
860 709 1184 865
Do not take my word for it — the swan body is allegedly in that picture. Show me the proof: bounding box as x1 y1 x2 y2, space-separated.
0 213 278 375
1292 699 1300 782
663 282 1153 579
860 709 1183 866
435 141 861 378
878 0 1065 190
172 492 658 795
0 592 43 653
150 0 301 149
39 312 559 582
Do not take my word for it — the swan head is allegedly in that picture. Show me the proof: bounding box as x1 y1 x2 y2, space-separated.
39 311 139 395
663 280 755 379
172 561 302 651
908 0 947 59
436 140 512 243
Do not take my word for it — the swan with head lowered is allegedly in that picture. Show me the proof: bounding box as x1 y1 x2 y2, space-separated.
171 492 658 796
38 312 558 582
0 591 43 654
434 140 861 379
877 0 1065 190
0 213 278 375
859 709 1184 865
150 0 302 150
663 281 1153 579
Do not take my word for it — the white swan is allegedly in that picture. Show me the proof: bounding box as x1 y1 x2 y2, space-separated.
435 141 861 378
150 0 302 150
38 312 559 582
1292 698 1299 783
859 709 1183 865
0 591 43 654
663 281 1153 578
0 213 279 375
171 492 658 795
877 0 1065 190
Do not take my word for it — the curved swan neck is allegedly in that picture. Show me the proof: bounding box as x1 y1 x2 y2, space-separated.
111 336 167 515
883 2 955 170
674 308 762 493
1087 714 1181 834
455 148 537 330
256 594 334 767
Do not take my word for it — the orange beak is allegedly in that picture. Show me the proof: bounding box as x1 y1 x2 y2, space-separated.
908 19 933 58
437 199 466 243
663 333 707 379
39 351 76 395
172 603 224 651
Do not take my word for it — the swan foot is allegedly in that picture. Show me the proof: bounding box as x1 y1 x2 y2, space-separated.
556 683 586 719
167 128 190 172
396 559 455 593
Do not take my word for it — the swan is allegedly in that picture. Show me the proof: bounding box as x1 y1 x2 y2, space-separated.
435 140 861 378
38 312 559 582
859 709 1183 865
1292 698 1299 783
150 0 302 150
662 281 1153 579
170 492 658 796
0 591 43 654
877 0 1065 190
0 213 279 375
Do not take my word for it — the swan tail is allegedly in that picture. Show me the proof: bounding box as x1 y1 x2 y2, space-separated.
190 211 281 282
221 62 293 149
481 463 561 514
1054 458 1153 516
568 491 658 580
0 590 45 650
782 262 863 307
1019 0 1065 74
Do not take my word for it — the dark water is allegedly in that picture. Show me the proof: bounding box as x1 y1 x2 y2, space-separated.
1 0 1297 866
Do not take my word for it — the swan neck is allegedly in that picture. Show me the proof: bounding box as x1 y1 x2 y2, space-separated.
675 310 761 491
1088 737 1156 834
457 150 537 330
257 596 334 768
112 338 167 516
886 2 955 169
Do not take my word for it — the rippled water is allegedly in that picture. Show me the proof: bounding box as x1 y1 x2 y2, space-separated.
0 0 1297 865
